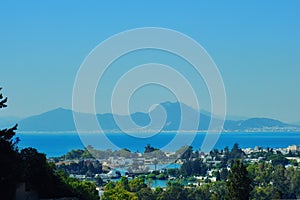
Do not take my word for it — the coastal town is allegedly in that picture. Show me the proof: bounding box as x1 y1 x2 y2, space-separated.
50 144 300 198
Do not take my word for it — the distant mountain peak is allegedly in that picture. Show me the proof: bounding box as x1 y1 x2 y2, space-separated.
14 102 300 132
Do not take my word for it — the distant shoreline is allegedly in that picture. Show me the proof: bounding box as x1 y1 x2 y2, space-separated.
17 132 300 157
17 130 300 134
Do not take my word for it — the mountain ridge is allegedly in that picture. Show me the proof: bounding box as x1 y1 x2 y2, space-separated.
6 102 300 132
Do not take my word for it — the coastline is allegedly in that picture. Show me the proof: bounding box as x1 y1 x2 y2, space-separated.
16 132 300 158
17 130 300 134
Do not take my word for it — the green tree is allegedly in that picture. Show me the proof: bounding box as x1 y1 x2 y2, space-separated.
268 154 288 166
82 146 94 158
180 158 207 177
271 165 287 198
230 143 244 160
215 170 221 181
220 168 229 181
0 88 21 199
188 184 211 200
226 160 252 200
167 168 180 177
119 176 130 191
180 146 193 160
210 181 227 200
65 149 85 159
103 179 138 200
247 162 273 187
288 167 300 198
144 144 158 153
158 181 187 200
20 147 56 197
0 88 99 200
62 175 99 200
129 177 147 192
136 187 155 200
95 176 103 186
251 185 276 200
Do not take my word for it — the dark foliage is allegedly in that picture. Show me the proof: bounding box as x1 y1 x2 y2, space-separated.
0 88 99 200
226 160 251 200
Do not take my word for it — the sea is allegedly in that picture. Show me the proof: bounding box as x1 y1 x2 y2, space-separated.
16 132 300 157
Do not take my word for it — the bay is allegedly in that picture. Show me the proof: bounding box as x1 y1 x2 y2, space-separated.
17 132 300 157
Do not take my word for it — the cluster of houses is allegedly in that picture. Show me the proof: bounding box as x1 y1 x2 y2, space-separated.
56 144 300 187
243 144 300 154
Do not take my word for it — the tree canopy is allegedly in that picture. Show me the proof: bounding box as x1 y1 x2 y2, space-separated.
0 88 99 200
0 88 21 199
226 160 251 200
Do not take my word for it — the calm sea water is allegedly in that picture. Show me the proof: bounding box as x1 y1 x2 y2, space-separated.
17 132 300 157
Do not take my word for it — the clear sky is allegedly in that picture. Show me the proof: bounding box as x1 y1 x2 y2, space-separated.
0 1 299 123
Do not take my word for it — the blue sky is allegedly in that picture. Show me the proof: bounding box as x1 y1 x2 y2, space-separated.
0 1 300 123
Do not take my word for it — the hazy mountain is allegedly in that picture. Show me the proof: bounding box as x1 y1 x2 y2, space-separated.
200 110 247 121
18 108 76 131
223 118 292 131
14 102 300 132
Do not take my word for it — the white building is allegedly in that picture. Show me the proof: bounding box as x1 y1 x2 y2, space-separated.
287 145 300 152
